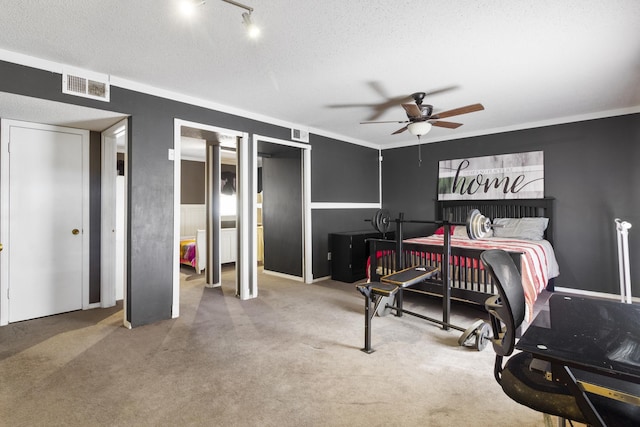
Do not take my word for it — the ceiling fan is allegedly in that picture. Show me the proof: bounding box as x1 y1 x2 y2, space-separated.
360 92 484 136
327 82 458 121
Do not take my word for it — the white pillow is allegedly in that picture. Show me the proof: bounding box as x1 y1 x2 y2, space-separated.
492 217 549 240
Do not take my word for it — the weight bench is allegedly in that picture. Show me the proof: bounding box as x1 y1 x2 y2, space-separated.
356 265 438 353
356 264 491 353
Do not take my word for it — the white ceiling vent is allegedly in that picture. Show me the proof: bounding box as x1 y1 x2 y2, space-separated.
291 128 309 143
62 67 110 102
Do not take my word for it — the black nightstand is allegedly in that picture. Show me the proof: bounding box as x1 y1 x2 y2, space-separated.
329 230 394 283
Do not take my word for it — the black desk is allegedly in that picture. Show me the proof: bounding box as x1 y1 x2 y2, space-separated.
516 294 640 426
330 230 393 283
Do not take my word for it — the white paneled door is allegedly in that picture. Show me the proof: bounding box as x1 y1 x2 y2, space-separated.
4 121 87 323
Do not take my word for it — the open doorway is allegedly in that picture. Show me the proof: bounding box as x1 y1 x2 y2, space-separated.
172 119 251 317
254 135 312 283
178 130 237 278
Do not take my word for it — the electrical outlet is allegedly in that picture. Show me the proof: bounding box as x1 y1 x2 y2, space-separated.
327 252 331 261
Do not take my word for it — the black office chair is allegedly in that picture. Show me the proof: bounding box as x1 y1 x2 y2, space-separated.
480 249 640 426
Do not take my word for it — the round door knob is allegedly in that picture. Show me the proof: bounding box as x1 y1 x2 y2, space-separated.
72 229 80 235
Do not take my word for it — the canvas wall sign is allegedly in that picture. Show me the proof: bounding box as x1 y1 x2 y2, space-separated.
438 151 544 200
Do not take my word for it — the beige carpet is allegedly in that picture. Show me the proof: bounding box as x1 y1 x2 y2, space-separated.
0 265 552 426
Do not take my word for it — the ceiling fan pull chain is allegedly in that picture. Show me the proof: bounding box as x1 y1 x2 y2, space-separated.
418 135 422 167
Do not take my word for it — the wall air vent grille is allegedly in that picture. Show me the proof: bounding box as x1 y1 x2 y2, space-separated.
291 128 309 143
62 67 110 102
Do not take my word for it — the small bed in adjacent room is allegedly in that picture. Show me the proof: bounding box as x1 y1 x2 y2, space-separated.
368 198 559 321
180 229 206 274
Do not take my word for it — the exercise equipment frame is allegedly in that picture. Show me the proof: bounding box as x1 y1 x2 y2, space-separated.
358 214 491 352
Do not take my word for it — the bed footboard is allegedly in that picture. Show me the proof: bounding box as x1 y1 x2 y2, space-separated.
368 238 521 306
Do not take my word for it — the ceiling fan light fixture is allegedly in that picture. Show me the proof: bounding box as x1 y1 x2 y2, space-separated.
407 121 432 136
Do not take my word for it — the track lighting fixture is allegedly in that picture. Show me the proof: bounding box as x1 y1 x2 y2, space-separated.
179 0 260 38
241 11 260 39
222 0 260 38
179 0 205 18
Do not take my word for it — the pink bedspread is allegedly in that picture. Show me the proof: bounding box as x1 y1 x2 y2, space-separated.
404 235 558 320
180 239 196 267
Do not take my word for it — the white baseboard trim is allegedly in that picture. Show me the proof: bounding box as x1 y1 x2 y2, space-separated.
311 275 331 283
554 286 638 303
262 269 304 282
205 282 221 288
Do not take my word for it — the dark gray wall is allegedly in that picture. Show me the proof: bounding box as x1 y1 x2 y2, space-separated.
181 160 205 204
311 136 379 202
310 135 381 278
382 114 640 296
0 59 379 326
263 151 303 276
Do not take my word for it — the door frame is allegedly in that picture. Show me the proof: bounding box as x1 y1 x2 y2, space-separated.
100 119 128 325
253 135 312 283
0 119 90 326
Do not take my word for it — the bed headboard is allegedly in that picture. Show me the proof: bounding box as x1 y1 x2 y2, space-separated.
181 204 206 237
436 197 555 244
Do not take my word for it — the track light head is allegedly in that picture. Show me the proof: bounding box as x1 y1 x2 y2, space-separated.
242 12 260 38
179 0 205 18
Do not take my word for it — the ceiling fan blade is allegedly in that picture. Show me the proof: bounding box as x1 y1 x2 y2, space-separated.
367 81 414 104
431 121 463 129
327 103 377 108
368 81 391 99
432 103 484 119
361 82 413 120
360 120 409 124
401 103 422 118
391 126 408 135
423 85 459 97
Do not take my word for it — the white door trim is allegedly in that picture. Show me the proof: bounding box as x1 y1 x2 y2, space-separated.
236 132 255 299
0 119 90 326
100 124 117 308
100 120 127 314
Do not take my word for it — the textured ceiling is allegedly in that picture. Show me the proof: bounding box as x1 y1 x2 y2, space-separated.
1 0 639 149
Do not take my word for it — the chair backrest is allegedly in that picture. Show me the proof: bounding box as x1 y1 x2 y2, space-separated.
480 249 526 357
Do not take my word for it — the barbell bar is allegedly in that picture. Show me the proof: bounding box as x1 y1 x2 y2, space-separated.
369 208 494 240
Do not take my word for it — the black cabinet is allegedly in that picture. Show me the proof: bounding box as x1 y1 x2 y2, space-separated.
329 230 393 283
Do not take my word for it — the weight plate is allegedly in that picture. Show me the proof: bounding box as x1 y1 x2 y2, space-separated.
371 211 380 232
466 209 490 240
475 322 492 351
458 319 485 346
372 209 390 234
375 294 395 317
